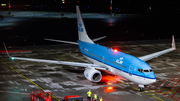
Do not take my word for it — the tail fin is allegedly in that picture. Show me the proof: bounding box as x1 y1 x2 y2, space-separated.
76 6 94 43
172 35 176 50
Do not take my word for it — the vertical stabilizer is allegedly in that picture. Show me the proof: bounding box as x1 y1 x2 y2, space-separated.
172 35 176 50
76 6 94 43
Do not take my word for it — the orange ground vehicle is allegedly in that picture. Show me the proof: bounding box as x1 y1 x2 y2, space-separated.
62 95 83 101
29 90 51 101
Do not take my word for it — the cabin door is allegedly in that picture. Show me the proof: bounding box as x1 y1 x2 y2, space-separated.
129 64 134 75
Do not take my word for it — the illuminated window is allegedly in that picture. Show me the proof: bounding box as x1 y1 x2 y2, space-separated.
62 0 65 3
1 4 6 6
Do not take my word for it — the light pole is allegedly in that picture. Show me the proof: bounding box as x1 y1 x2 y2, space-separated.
110 0 112 14
8 0 11 15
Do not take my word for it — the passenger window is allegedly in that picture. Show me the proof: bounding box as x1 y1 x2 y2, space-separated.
150 69 152 72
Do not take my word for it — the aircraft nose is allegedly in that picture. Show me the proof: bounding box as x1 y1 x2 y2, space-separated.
151 78 156 84
147 72 156 84
150 73 156 84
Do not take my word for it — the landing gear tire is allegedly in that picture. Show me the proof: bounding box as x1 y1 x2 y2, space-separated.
139 87 144 91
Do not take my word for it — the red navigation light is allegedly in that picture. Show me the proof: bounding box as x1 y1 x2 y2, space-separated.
114 49 118 53
9 5 11 8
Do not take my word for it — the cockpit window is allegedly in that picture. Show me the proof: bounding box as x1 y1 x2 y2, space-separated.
138 69 143 73
138 69 153 73
144 70 149 72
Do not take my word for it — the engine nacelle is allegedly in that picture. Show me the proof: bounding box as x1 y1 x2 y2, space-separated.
84 68 102 82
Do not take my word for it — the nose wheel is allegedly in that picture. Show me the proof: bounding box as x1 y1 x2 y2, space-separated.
139 87 144 91
138 84 144 91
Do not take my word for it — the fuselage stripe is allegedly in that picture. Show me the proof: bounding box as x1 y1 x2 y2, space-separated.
81 52 156 79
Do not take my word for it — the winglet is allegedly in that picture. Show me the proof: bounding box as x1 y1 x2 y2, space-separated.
172 35 176 50
3 43 14 59
3 43 11 58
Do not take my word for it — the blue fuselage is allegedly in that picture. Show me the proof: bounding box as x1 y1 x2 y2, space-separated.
78 40 156 81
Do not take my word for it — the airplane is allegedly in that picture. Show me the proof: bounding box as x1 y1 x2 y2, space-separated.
4 6 176 91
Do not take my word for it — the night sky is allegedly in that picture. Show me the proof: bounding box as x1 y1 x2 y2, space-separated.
1 0 180 46
0 0 180 13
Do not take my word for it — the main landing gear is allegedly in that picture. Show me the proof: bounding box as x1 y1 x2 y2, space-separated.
138 84 144 91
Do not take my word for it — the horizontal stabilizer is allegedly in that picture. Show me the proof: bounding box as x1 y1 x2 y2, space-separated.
44 38 78 45
92 36 107 42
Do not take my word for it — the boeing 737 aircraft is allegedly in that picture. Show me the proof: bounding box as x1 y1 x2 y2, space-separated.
4 6 176 91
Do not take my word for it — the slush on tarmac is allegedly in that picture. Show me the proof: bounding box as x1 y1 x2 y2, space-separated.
0 40 180 101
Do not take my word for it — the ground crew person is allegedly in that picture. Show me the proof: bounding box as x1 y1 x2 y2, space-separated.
93 94 97 101
87 90 92 101
99 96 103 101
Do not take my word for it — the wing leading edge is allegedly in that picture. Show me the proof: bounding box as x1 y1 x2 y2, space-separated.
9 57 108 70
138 35 176 61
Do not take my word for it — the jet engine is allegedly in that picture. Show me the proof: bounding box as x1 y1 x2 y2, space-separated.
84 68 102 82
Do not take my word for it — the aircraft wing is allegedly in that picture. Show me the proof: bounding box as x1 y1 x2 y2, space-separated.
10 57 109 71
3 43 109 71
138 36 176 61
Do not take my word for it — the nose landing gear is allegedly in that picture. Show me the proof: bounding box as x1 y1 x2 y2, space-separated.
139 87 144 91
138 84 144 91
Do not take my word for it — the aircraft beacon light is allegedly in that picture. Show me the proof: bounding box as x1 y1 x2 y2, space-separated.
114 49 118 53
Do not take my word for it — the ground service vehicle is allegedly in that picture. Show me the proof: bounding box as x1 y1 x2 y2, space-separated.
62 95 83 101
29 90 51 101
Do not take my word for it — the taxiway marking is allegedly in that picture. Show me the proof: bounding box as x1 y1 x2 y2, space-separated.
0 60 61 101
133 87 139 91
152 96 164 101
146 91 175 95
